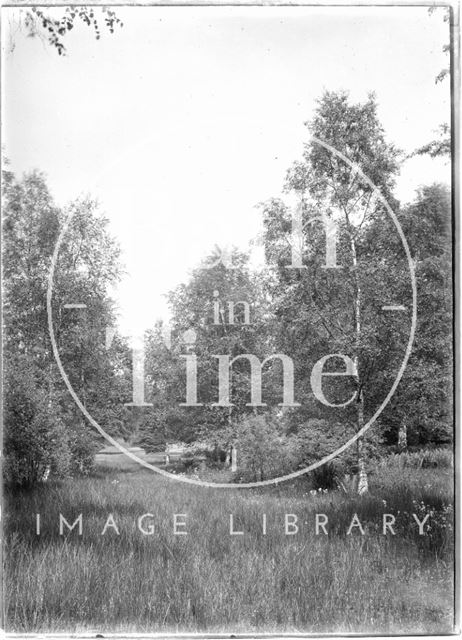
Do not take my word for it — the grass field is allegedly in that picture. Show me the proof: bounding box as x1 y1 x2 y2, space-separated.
3 460 454 634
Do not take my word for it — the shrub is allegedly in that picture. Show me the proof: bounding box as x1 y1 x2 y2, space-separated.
294 419 355 471
205 446 227 466
181 452 197 471
233 414 294 483
66 420 98 476
3 357 72 488
310 461 340 490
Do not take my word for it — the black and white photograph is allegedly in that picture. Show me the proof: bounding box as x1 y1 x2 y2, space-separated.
1 2 457 635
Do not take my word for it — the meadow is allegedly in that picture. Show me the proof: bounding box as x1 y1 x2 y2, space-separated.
3 454 454 635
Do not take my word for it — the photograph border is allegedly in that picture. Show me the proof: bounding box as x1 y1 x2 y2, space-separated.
0 1 459 637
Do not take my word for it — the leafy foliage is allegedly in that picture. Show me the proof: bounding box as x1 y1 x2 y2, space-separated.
9 6 123 55
2 167 127 486
377 184 453 446
412 124 450 159
2 90 452 490
411 8 450 158
3 356 71 488
232 414 294 483
140 250 269 450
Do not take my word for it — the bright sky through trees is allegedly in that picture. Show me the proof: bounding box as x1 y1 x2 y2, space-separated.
2 6 450 335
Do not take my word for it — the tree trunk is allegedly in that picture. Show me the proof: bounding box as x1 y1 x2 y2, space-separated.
398 423 408 452
356 429 369 495
231 446 237 473
346 218 369 495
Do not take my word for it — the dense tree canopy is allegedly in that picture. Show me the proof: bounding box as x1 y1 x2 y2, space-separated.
3 167 129 486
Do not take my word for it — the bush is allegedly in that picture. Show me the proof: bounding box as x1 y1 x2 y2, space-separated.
205 446 227 466
233 414 294 483
3 357 72 488
181 452 197 471
164 460 186 474
66 420 98 476
310 462 340 490
294 419 355 470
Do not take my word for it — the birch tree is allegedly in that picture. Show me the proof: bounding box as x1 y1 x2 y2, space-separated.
262 91 403 493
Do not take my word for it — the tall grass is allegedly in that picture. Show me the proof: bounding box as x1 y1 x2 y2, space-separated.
376 448 453 470
3 464 454 634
